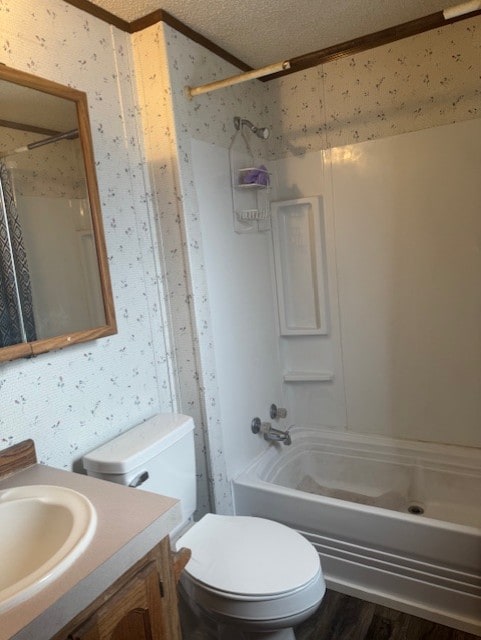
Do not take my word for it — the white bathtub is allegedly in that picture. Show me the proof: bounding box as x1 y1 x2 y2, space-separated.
232 428 481 635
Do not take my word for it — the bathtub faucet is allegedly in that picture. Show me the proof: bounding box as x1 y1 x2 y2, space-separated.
251 418 292 445
264 424 292 445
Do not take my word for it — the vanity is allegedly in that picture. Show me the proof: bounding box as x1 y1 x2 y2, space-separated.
0 441 189 640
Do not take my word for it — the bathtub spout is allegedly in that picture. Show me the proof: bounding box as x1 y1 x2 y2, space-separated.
263 425 292 445
251 418 292 445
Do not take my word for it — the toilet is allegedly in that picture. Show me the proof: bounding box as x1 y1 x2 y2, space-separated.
83 414 325 640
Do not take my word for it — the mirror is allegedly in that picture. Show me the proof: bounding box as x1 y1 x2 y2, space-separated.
0 65 116 361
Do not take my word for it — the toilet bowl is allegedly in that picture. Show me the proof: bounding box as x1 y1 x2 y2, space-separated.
177 513 325 640
83 414 325 639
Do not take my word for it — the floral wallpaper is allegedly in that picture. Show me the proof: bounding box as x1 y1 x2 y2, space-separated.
0 128 86 198
267 15 481 158
0 0 176 470
132 24 213 516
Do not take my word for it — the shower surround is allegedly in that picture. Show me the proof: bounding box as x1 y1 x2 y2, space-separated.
136 13 481 494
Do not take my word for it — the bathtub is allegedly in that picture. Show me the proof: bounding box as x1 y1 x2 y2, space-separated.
232 428 481 635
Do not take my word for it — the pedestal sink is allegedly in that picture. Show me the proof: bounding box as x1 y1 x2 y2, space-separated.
0 484 97 613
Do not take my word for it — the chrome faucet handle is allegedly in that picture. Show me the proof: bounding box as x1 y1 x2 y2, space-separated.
270 404 287 420
251 417 261 434
260 421 273 434
251 418 273 434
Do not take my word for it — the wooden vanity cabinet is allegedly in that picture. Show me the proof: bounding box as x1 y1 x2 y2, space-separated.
54 538 184 640
0 441 191 640
67 563 162 640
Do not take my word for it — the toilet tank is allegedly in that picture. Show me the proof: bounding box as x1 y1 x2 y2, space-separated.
83 414 196 525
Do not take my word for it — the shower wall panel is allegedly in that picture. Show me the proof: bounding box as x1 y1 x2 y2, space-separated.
269 152 347 432
191 139 283 480
328 117 481 448
269 120 481 448
266 13 481 450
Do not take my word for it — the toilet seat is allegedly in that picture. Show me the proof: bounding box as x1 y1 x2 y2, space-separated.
180 567 324 626
177 514 325 628
177 513 321 598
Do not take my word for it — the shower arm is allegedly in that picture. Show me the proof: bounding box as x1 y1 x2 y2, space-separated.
234 117 269 140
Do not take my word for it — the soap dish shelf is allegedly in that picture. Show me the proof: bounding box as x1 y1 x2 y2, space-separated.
283 371 334 383
235 167 270 190
236 209 270 222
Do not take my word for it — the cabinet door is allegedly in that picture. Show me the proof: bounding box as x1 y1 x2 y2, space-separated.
70 562 164 640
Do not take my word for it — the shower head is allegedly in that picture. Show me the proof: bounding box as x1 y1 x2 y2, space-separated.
254 126 270 140
234 117 270 140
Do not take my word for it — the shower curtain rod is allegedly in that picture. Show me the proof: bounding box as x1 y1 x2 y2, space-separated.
185 0 481 97
0 129 79 159
186 60 291 98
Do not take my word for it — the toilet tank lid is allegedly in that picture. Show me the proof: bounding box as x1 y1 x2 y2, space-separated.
83 413 195 475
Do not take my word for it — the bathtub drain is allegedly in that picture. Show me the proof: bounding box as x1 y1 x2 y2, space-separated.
408 504 424 515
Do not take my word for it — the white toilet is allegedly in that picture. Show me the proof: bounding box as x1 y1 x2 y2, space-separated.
83 414 325 640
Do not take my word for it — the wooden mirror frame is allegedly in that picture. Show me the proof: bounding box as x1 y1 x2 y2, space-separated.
0 64 116 362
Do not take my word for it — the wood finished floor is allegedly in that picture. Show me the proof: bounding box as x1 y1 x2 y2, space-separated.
295 590 481 640
180 589 481 640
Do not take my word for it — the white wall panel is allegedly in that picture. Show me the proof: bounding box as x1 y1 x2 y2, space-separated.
328 118 481 447
269 152 347 431
191 139 284 479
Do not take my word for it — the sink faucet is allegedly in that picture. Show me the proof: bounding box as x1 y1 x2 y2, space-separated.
251 418 292 445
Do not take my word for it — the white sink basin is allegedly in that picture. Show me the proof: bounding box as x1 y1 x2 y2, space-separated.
0 484 96 613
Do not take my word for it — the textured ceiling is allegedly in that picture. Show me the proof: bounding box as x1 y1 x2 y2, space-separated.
87 0 452 67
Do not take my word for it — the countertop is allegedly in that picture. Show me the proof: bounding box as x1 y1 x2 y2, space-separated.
0 464 181 640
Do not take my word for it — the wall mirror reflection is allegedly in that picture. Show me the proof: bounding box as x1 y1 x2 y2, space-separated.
0 65 116 362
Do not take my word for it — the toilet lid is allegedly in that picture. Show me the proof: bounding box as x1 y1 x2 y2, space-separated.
177 514 320 597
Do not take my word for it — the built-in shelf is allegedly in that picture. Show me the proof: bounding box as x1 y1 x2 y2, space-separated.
271 197 328 335
283 371 334 383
